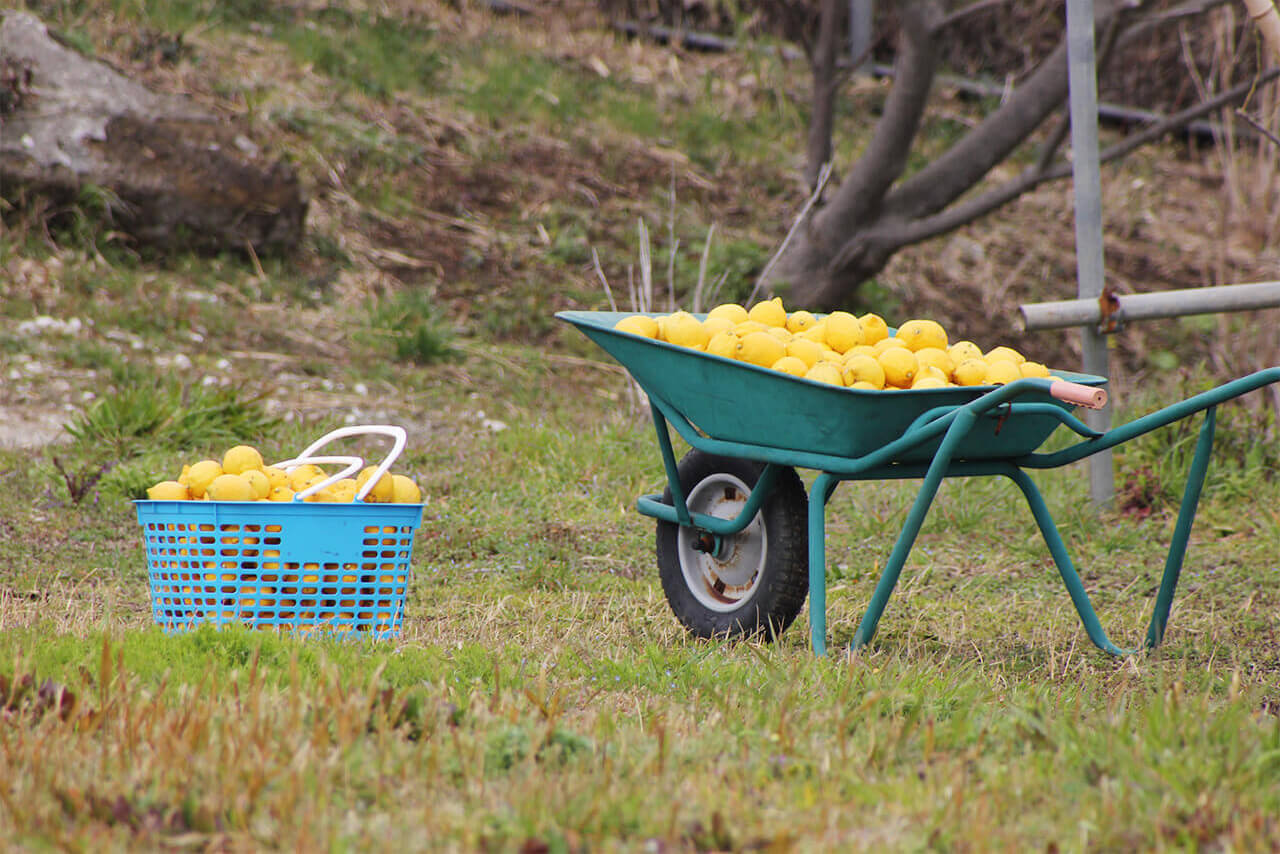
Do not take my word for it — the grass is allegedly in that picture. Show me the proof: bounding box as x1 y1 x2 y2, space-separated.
4 0 1280 849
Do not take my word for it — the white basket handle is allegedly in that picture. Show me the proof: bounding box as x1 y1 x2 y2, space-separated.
269 455 364 502
284 425 408 502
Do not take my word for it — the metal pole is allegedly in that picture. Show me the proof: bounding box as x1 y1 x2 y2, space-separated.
1019 280 1280 330
849 0 872 74
1066 0 1114 508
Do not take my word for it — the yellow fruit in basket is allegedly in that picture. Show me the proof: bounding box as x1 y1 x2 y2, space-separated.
308 486 343 503
206 473 255 502
331 478 359 502
797 323 829 346
872 336 910 356
357 466 395 503
771 356 809 377
986 345 1025 365
918 365 949 384
949 341 983 364
850 380 880 391
186 460 223 499
824 312 863 353
842 354 886 389
222 445 264 475
859 313 889 345
733 320 768 337
178 464 191 486
706 331 739 360
895 319 948 352
391 474 422 503
147 480 189 500
985 360 1023 385
737 331 786 368
263 466 289 489
804 362 845 386
785 337 825 368
288 464 326 491
663 311 709 350
953 358 988 386
241 469 271 500
1020 361 1051 379
766 326 793 343
844 344 876 361
707 303 749 325
911 375 948 390
268 485 295 502
702 315 734 337
915 347 955 378
786 310 817 333
615 314 659 338
747 296 787 327
878 347 918 389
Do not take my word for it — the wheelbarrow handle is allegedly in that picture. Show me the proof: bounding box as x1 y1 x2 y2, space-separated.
1050 379 1108 409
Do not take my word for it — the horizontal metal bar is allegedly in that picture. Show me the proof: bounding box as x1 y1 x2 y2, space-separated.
1019 281 1280 330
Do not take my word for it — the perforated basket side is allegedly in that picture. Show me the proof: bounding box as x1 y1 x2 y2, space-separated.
135 500 424 638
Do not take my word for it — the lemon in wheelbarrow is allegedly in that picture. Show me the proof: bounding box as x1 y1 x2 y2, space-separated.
747 296 787 328
615 315 659 338
737 331 786 367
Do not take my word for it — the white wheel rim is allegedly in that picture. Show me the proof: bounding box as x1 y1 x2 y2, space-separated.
676 472 767 613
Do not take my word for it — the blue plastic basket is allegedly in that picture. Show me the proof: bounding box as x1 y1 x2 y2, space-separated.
135 498 424 639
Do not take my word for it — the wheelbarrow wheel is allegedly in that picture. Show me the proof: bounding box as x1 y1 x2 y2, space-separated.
656 450 808 642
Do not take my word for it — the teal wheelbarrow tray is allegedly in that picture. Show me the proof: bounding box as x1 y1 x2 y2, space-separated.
559 310 1280 656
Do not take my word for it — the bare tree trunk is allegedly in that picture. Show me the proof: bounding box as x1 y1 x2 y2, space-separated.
0 11 306 254
804 0 843 189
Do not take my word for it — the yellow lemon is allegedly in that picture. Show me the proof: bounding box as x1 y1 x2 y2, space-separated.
263 466 290 490
222 445 264 475
986 345 1025 365
842 354 886 389
914 347 955 377
733 320 769 337
178 464 191 486
878 347 919 388
242 469 271 500
747 296 787 327
288 464 326 491
206 473 255 502
948 341 984 364
859 313 889 345
616 314 660 338
918 365 949 384
268 485 296 502
850 380 880 391
872 336 910 357
786 310 817 334
804 362 845 386
185 460 223 499
706 331 739 359
910 375 948 390
1020 361 1051 379
330 478 359 502
736 331 786 367
823 311 863 353
952 358 988 386
702 316 734 337
785 337 826 368
766 326 793 342
307 486 344 503
662 311 709 349
770 355 809 377
357 466 396 503
797 321 829 345
707 303 749 325
895 319 948 352
985 360 1023 385
391 474 422 503
147 480 189 501
843 344 877 361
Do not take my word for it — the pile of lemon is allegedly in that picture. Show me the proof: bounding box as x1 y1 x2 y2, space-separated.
145 445 422 503
614 297 1064 391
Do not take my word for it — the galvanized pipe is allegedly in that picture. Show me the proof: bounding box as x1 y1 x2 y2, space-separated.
1020 280 1280 331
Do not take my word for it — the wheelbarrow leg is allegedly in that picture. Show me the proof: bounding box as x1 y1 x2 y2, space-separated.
808 472 841 656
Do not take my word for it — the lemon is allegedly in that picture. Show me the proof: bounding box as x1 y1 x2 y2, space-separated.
706 331 740 359
797 321 829 345
895 319 948 352
804 362 845 386
737 331 786 367
186 460 223 499
952 358 988 386
178 464 191 486
616 316 660 338
747 296 787 327
850 380 880 391
948 341 984 364
841 354 886 389
391 474 422 503
307 486 344 503
872 336 910 356
242 469 271 500
986 345 1025 365
985 360 1023 385
268 485 296 502
702 316 734 337
766 326 793 342
1019 361 1051 378
844 344 876 361
357 466 396 503
222 445 264 475
662 311 709 349
770 356 809 377
733 320 769 337
785 337 826 368
147 480 189 500
330 478 360 502
910 375 948 390
288 464 326 491
878 347 919 388
206 473 255 501
822 311 863 352
918 365 949 384
707 303 749 325
786 310 817 333
859 313 889 345
914 347 955 377
263 466 290 490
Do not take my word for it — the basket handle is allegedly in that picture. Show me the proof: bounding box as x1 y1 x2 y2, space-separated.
286 425 408 501
268 455 365 502
1050 380 1108 410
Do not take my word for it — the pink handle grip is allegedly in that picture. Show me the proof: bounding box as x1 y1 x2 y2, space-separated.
1050 380 1107 409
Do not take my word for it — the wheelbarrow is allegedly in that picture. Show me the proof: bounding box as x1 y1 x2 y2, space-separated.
559 309 1280 656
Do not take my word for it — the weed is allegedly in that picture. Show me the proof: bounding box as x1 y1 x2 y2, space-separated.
361 290 457 365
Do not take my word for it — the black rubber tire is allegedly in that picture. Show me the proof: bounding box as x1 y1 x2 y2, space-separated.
655 450 808 642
